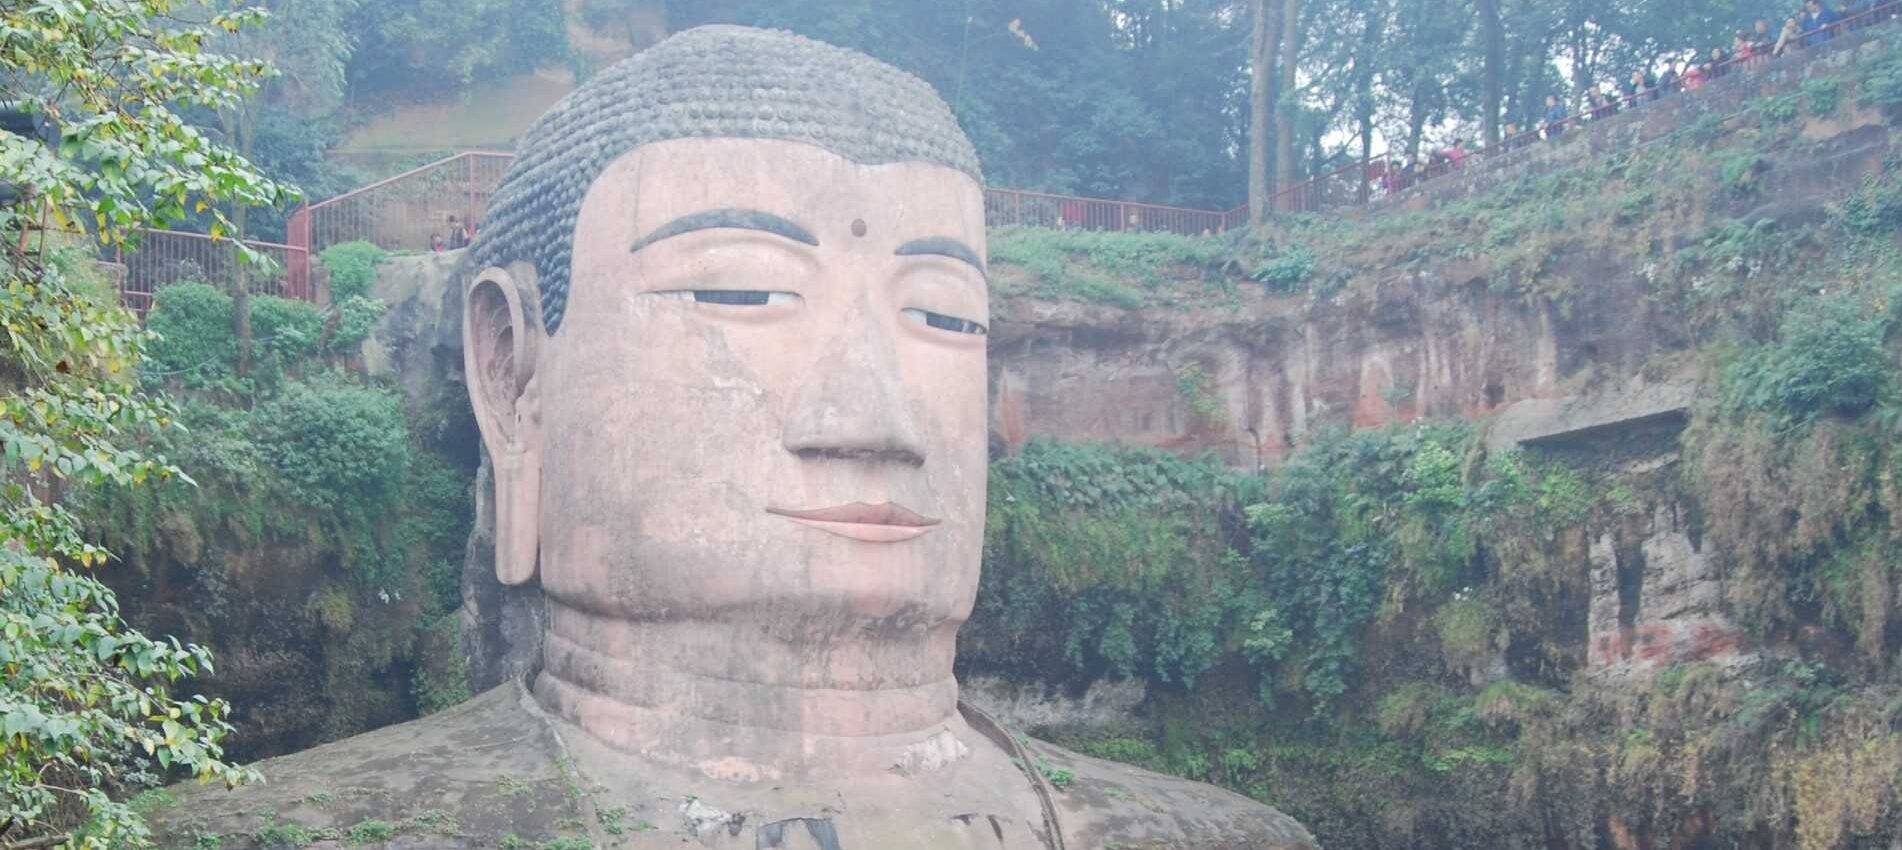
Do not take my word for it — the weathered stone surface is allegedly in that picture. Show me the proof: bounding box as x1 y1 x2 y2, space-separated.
1484 376 1696 451
152 682 1314 850
1587 505 1752 678
959 675 1147 733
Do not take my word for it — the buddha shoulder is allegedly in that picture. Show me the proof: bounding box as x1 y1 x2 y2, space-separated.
149 685 581 850
1023 738 1318 850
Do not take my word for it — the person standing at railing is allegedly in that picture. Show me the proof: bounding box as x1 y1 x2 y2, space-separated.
1804 0 1841 45
1754 19 1776 52
1439 139 1469 169
448 214 468 249
1622 71 1649 106
1775 16 1804 54
1708 47 1730 79
1733 30 1758 63
1682 60 1708 91
1584 89 1604 120
1543 95 1570 138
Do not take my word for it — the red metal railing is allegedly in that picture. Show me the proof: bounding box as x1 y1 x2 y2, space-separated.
117 229 309 312
983 187 1236 235
121 153 1246 309
1268 0 1902 214
282 151 514 296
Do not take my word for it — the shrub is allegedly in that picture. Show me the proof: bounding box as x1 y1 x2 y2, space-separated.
988 227 1224 307
1252 243 1316 291
1802 78 1841 118
145 281 237 379
1760 93 1800 125
345 819 398 845
1725 296 1893 424
1836 171 1902 235
329 296 389 352
320 241 387 302
252 379 412 514
1858 39 1902 119
251 295 326 364
1174 362 1227 428
1718 151 1766 195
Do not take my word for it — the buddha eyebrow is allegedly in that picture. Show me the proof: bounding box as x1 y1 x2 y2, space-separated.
894 237 986 275
630 208 819 253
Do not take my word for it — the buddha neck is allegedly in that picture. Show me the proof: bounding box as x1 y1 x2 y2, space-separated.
533 597 969 783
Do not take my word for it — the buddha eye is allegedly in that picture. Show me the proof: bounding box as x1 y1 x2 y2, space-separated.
901 307 987 336
653 290 801 306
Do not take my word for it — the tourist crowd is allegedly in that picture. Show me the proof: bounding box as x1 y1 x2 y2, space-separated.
1374 0 1895 195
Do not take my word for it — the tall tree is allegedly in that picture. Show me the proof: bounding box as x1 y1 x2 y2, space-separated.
1248 0 1277 224
0 1 293 845
1273 0 1302 208
1478 0 1504 145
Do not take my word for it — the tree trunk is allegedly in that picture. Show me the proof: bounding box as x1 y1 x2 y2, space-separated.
1406 83 1430 161
1247 0 1274 226
221 107 254 376
1479 0 1503 146
1355 2 1382 202
1272 0 1301 210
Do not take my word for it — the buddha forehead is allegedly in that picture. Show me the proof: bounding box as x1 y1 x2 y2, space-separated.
469 24 983 333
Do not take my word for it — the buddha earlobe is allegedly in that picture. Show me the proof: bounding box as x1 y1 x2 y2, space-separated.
463 264 547 586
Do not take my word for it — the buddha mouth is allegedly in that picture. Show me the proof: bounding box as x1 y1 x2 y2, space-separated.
766 502 942 542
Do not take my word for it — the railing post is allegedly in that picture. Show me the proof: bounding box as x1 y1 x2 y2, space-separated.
286 202 311 300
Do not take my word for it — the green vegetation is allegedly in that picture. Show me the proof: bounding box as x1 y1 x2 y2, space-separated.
969 428 1579 712
967 47 1902 850
1173 363 1228 429
145 273 386 390
1802 78 1842 118
988 227 1229 309
1722 295 1893 426
0 1 298 847
254 820 317 849
1251 242 1317 292
319 242 388 302
345 819 398 845
1859 36 1902 119
81 274 477 751
1036 761 1077 791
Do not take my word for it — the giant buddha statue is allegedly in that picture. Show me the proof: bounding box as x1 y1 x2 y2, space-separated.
155 26 1315 850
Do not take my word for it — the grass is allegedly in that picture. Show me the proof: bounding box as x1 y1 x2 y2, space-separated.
988 226 1230 309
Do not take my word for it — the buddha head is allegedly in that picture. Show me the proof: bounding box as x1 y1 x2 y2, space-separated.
461 26 990 771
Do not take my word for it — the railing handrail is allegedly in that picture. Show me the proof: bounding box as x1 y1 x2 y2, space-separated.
984 186 1234 217
305 150 513 214
135 228 305 253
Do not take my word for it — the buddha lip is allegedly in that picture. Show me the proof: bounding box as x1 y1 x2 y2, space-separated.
766 502 941 527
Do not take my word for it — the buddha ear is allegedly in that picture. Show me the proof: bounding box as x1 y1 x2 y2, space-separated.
464 263 546 586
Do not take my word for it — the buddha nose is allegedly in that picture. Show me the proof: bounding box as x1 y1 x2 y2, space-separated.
781 311 928 468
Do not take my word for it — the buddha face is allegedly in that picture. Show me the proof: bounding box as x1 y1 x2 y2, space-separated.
480 138 990 643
